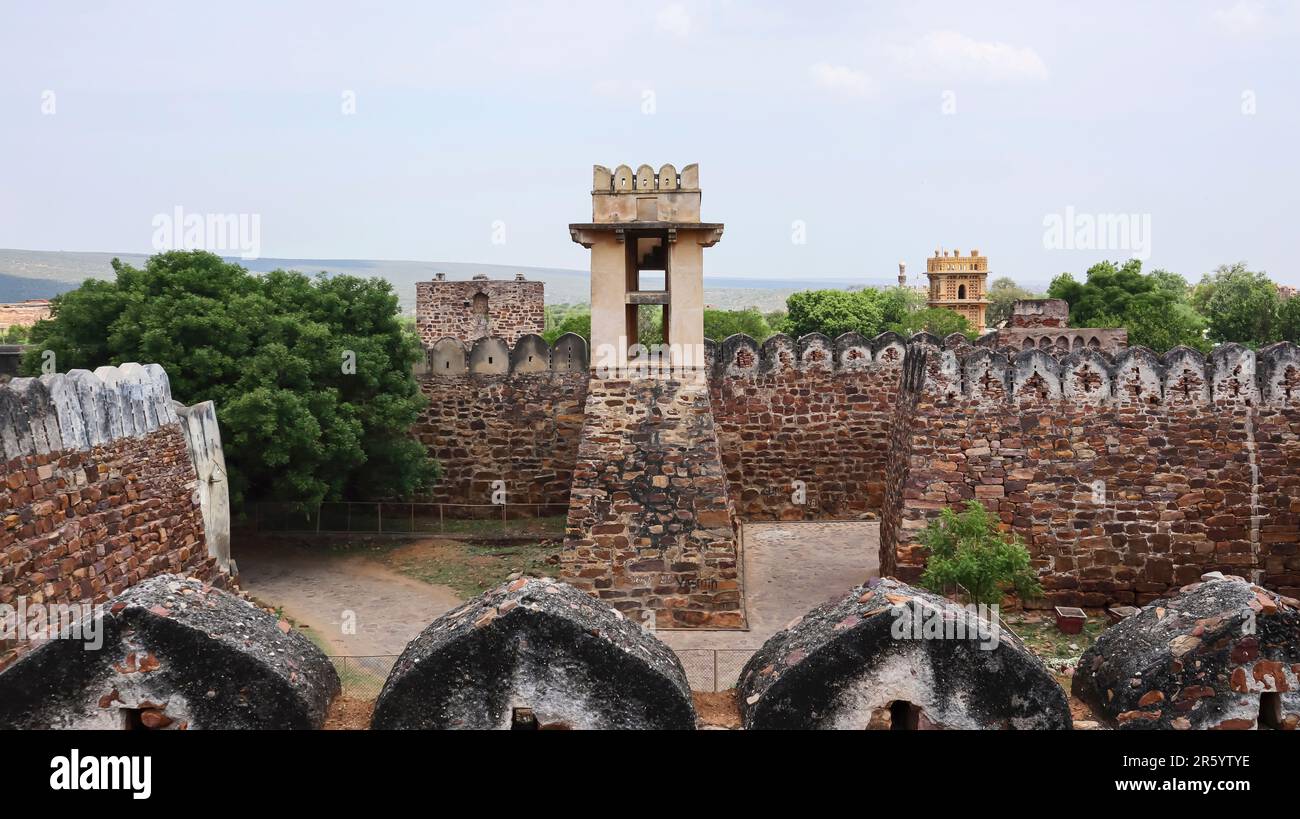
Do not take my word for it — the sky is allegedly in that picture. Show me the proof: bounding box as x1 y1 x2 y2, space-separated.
1 1 1298 288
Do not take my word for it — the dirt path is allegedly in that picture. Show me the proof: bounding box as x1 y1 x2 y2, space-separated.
236 539 464 656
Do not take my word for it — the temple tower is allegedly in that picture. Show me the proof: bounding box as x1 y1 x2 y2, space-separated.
926 247 990 334
569 164 724 371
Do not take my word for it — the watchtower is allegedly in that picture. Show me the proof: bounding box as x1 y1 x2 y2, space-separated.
569 163 724 372
926 248 990 333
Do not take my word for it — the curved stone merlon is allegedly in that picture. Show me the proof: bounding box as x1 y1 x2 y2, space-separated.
1072 574 1300 730
0 363 182 460
895 340 1300 408
424 332 588 377
0 575 340 729
737 578 1072 730
174 399 231 571
371 577 696 730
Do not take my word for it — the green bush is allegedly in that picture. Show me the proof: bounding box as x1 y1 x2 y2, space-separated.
917 500 1042 606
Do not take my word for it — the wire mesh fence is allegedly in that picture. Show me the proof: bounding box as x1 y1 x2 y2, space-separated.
672 648 756 692
245 502 569 539
329 655 398 700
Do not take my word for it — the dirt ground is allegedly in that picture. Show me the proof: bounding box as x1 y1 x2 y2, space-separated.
324 697 374 730
237 535 465 656
694 690 742 729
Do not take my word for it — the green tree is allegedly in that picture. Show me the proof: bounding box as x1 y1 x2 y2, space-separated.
985 276 1038 327
703 308 774 341
1048 260 1208 352
1191 263 1281 347
24 251 437 507
780 289 887 339
1278 295 1300 344
918 501 1042 606
541 306 591 344
888 307 974 338
2 324 31 343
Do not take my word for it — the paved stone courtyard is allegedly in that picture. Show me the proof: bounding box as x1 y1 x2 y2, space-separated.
237 521 879 692
659 520 880 652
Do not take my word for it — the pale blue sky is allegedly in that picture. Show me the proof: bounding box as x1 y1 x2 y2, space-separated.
1 1 1297 287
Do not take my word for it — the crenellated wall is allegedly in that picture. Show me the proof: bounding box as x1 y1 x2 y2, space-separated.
414 334 590 507
882 340 1300 606
0 364 233 668
413 328 1300 613
705 331 907 519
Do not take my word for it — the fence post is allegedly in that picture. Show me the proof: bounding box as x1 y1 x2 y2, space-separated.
713 650 719 693
378 503 382 534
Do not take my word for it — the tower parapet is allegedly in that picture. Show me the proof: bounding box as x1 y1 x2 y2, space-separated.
571 163 723 371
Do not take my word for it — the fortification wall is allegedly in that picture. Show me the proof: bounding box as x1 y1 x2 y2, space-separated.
706 331 906 519
415 334 589 507
883 341 1300 606
0 364 230 668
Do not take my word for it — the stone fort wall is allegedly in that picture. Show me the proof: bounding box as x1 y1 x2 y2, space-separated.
414 333 590 508
882 340 1300 607
415 330 1300 615
0 364 232 669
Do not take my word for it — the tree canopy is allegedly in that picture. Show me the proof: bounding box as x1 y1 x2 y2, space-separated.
1191 263 1281 347
778 287 926 340
23 251 437 507
985 276 1039 327
1047 260 1208 352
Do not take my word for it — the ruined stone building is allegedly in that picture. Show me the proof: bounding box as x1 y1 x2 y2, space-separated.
994 298 1127 355
415 271 544 348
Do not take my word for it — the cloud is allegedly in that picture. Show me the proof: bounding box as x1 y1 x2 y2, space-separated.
1212 1 1265 35
655 3 693 39
809 62 876 98
890 30 1048 83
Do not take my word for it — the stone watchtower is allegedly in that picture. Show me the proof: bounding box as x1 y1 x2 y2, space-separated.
926 248 990 334
415 271 544 348
569 164 724 369
562 164 743 630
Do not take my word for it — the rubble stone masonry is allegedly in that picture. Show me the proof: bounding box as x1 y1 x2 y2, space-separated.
418 329 1300 622
415 276 544 348
561 376 742 629
0 364 229 670
883 340 1300 608
707 332 906 519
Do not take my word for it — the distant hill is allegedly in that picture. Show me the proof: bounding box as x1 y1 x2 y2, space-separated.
0 248 894 313
0 272 79 303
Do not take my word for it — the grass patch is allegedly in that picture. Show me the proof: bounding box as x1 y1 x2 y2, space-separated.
1004 610 1105 660
383 539 561 598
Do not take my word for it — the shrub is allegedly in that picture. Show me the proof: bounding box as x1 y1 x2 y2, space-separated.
917 500 1042 606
